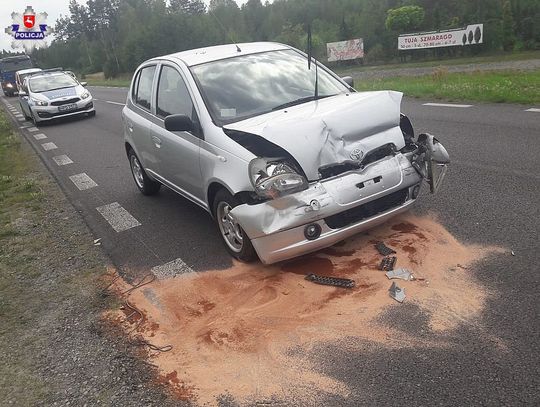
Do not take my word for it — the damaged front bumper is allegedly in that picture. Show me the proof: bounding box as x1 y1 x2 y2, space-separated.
232 153 425 264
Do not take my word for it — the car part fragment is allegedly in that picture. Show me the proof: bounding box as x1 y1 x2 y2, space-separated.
385 268 413 281
305 273 355 288
375 242 396 256
413 133 450 193
388 282 406 303
380 256 397 271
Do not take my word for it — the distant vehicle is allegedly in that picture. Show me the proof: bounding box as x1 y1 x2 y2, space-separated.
0 55 33 96
19 71 95 125
122 42 450 265
15 68 42 93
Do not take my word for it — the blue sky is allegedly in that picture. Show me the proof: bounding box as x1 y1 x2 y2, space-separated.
1 0 254 52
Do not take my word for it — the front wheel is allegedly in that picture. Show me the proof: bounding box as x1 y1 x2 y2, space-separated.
128 149 161 195
212 189 257 262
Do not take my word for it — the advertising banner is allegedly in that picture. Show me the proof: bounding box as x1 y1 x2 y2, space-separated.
327 39 364 62
398 24 483 50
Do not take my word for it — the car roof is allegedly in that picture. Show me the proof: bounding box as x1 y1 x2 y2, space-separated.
152 42 291 67
16 68 42 75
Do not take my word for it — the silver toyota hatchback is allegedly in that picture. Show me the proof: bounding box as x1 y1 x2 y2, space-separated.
122 42 449 264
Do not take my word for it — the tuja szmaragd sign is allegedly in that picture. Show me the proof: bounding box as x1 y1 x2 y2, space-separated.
398 24 483 50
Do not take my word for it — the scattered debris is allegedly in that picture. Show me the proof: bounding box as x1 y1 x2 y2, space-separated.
385 268 414 281
380 256 397 271
511 250 515 256
375 241 396 256
305 273 355 288
93 238 102 246
388 282 406 303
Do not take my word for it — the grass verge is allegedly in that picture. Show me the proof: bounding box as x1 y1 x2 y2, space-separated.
354 69 540 104
84 72 131 87
336 50 540 74
0 108 105 403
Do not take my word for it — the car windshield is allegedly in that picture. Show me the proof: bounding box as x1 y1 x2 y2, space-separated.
29 74 78 93
190 49 350 125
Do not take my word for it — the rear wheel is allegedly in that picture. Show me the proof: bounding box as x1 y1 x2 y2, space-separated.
212 189 257 262
128 149 161 195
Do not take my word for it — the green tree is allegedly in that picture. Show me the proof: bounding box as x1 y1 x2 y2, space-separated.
169 0 206 15
385 5 425 33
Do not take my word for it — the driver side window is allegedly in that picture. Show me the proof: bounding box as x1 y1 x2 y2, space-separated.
156 65 194 120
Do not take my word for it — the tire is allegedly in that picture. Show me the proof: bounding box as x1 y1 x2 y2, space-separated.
30 111 39 126
20 104 30 120
212 189 257 262
128 149 161 195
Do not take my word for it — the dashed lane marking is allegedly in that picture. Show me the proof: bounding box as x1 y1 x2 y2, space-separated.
525 108 540 112
52 155 74 166
33 133 47 140
27 127 39 132
69 173 98 190
103 100 125 106
41 142 57 151
423 102 473 108
17 118 25 121
151 258 194 279
96 202 141 233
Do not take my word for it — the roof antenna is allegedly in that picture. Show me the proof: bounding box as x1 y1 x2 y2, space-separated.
208 8 242 52
307 24 319 99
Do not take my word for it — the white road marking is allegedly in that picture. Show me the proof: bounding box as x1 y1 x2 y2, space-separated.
525 108 540 112
69 173 98 190
423 102 473 108
151 258 194 279
104 100 125 106
17 118 25 121
20 125 30 129
52 155 73 166
41 142 57 151
96 202 141 232
33 133 47 140
27 127 39 132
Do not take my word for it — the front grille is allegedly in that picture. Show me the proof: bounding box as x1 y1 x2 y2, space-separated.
324 188 408 229
37 104 92 118
51 97 80 106
318 143 397 180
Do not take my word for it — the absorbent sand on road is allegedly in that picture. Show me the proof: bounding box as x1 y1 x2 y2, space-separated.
108 213 504 406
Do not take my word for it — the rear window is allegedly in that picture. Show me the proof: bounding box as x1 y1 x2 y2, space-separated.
135 66 156 110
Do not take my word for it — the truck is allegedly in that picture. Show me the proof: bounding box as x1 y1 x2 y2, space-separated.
0 55 33 96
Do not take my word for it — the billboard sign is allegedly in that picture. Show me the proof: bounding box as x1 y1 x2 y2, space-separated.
327 39 364 62
398 24 483 50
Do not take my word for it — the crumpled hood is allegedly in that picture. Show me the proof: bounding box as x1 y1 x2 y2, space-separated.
224 91 406 180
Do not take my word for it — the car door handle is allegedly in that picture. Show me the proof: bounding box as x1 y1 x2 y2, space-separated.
152 136 162 148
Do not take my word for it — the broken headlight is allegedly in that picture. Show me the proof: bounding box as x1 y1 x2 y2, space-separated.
248 157 308 199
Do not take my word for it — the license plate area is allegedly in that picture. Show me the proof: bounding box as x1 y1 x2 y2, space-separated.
58 103 77 112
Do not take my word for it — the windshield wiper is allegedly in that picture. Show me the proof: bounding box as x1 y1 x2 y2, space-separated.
271 95 333 111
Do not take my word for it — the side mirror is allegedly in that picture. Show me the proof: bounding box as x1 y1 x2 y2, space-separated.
341 76 354 88
81 81 88 87
164 114 194 133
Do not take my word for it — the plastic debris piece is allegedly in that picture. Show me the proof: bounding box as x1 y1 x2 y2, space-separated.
511 250 515 256
305 273 355 289
385 268 413 281
380 256 397 271
93 238 101 244
375 242 396 256
388 282 406 303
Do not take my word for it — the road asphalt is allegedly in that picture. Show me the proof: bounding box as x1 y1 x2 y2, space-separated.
2 88 539 406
